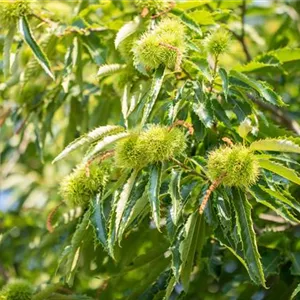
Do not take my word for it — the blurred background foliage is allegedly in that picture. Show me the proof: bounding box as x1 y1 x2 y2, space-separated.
0 0 300 299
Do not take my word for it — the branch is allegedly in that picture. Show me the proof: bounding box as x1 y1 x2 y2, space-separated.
248 93 300 135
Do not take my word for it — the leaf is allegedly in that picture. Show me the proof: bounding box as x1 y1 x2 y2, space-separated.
115 170 139 243
187 10 215 25
291 283 300 299
148 163 162 230
179 212 205 291
234 61 279 74
171 8 202 36
163 276 176 300
52 125 124 163
97 64 126 77
91 193 107 249
19 17 55 80
83 131 129 162
169 169 182 226
3 25 16 78
258 159 300 185
115 17 140 49
231 188 266 287
65 210 91 286
118 175 148 239
219 68 229 100
250 139 300 153
121 83 130 128
230 70 285 106
141 65 165 125
258 185 300 215
250 186 299 224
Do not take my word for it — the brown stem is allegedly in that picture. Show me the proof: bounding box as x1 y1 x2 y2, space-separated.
47 202 64 233
159 42 182 72
199 173 226 215
151 2 175 19
85 150 115 177
169 120 194 135
222 137 234 147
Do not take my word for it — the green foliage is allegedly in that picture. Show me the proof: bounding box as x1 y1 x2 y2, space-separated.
1 0 300 299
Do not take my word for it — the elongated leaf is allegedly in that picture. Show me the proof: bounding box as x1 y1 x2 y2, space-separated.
171 8 202 36
19 17 54 80
115 17 140 49
83 132 129 162
219 68 229 100
107 192 118 259
148 163 162 230
259 185 300 215
230 70 285 106
291 283 300 299
250 139 300 153
121 83 130 128
164 276 176 300
141 65 165 125
115 170 139 243
169 169 182 225
231 188 266 287
259 159 300 185
3 25 16 78
53 125 124 163
65 210 91 286
250 186 299 224
91 193 107 249
97 63 126 77
179 212 204 291
118 175 148 239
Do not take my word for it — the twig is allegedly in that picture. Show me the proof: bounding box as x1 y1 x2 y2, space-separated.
170 157 203 178
47 202 64 233
247 93 300 135
199 173 226 215
85 150 115 177
169 120 194 135
151 1 175 19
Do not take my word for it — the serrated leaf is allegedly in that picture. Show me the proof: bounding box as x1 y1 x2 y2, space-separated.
250 186 299 224
53 125 125 163
231 188 266 287
250 139 300 153
91 193 107 249
3 25 16 78
169 169 182 225
187 9 215 25
115 170 139 243
259 185 300 215
97 63 126 77
219 68 229 100
258 159 300 185
118 174 148 239
234 61 279 74
179 212 204 291
291 283 300 299
115 18 140 49
19 17 55 80
141 65 165 125
230 70 285 106
148 163 162 230
171 8 202 36
83 131 129 162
